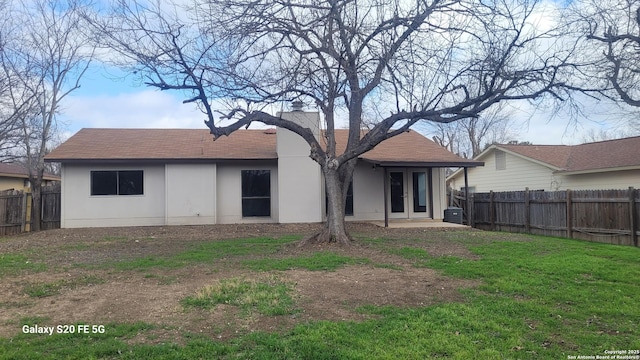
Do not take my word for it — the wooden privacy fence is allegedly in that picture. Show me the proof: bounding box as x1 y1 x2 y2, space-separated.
0 186 60 236
40 186 61 231
468 188 639 246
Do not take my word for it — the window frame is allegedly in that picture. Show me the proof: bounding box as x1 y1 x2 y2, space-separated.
90 170 144 196
241 169 271 217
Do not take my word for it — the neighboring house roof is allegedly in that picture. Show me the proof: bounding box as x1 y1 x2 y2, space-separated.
450 135 640 178
45 128 483 167
0 163 60 181
497 144 571 170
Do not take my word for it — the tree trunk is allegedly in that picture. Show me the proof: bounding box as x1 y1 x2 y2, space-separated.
30 176 42 232
299 165 352 246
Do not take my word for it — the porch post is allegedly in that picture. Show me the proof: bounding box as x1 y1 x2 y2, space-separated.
383 167 389 227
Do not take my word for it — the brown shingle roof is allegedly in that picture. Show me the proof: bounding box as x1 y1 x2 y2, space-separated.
46 128 480 166
349 130 482 166
45 128 278 161
499 144 571 169
0 163 60 181
497 136 640 173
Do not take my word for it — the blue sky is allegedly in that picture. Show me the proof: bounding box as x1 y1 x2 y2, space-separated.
58 63 627 146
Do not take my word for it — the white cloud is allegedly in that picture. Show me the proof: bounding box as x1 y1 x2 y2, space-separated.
506 96 638 145
60 90 207 131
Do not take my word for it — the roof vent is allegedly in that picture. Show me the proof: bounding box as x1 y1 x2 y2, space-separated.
291 101 304 112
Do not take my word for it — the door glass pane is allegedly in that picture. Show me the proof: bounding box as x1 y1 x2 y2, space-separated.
390 172 404 213
413 172 427 212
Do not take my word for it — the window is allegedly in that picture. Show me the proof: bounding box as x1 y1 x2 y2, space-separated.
91 170 143 196
495 150 506 170
241 170 271 217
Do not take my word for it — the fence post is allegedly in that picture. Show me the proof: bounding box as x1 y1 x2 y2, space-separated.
26 192 33 232
490 190 495 231
20 191 27 232
629 187 637 247
566 189 573 239
470 193 475 228
524 187 530 234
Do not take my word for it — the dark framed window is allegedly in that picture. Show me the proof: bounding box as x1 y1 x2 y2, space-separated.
91 170 143 196
241 170 271 217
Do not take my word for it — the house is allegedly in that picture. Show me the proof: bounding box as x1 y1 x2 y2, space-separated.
447 136 640 192
44 110 482 228
0 163 60 192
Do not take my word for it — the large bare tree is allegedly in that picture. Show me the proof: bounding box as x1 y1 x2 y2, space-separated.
89 0 583 244
426 104 518 159
3 0 93 230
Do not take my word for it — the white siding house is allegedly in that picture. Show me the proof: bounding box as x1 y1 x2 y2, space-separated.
448 137 640 192
46 110 482 228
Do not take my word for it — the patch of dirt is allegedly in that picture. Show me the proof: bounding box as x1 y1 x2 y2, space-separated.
0 223 481 340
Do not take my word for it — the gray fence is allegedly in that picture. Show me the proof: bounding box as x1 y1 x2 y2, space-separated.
456 188 639 246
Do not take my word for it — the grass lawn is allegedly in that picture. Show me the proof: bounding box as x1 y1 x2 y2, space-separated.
0 228 638 359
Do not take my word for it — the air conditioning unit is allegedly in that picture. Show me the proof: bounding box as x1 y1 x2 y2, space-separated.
444 207 463 224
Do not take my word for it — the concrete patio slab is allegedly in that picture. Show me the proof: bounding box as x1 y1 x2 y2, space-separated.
370 219 470 229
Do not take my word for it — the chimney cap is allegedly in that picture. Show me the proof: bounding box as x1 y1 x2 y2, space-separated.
291 100 304 111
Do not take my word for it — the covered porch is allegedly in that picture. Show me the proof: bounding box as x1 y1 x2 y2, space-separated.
364 159 482 228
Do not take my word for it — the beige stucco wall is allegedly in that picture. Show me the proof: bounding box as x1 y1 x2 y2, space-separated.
165 163 216 225
276 111 323 223
432 168 447 219
216 162 279 224
61 164 166 228
348 162 384 221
